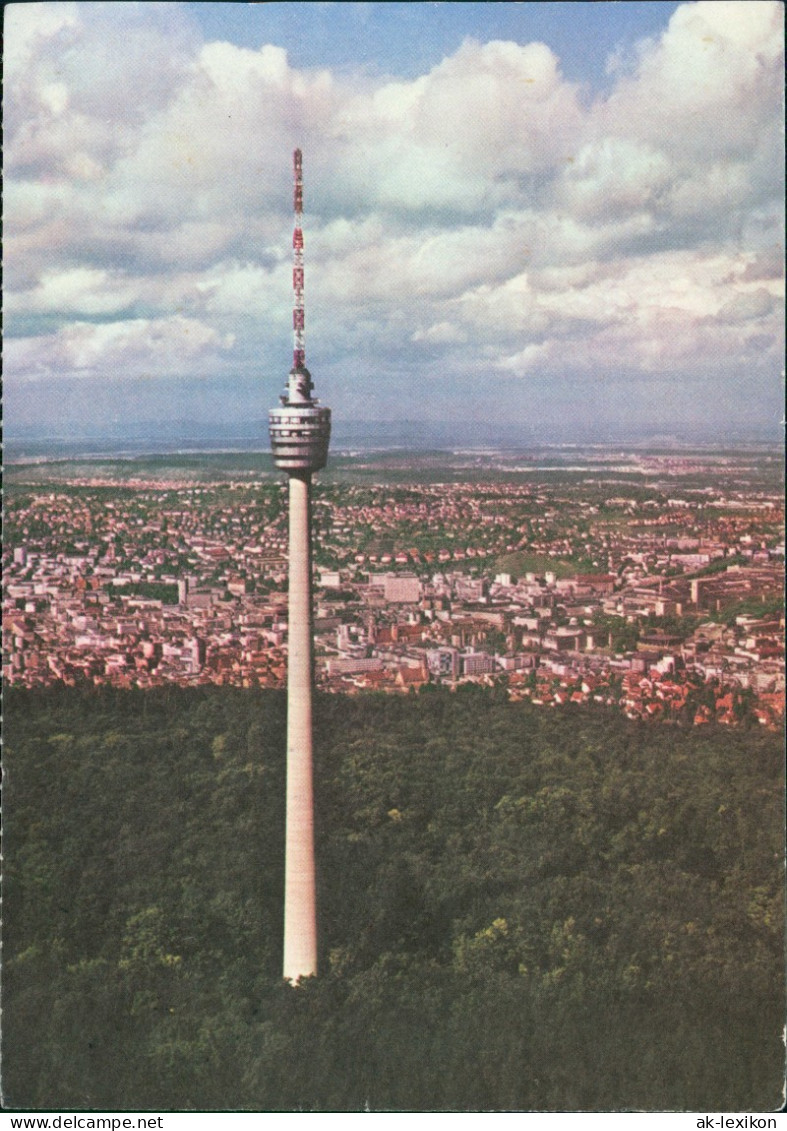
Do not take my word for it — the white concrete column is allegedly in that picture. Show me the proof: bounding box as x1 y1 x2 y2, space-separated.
283 471 318 981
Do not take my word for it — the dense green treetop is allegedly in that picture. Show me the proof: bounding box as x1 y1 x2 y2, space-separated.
3 685 784 1111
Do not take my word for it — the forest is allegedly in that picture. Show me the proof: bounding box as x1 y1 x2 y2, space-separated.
3 684 784 1112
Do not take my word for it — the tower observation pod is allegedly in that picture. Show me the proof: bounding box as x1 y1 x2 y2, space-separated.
269 149 330 983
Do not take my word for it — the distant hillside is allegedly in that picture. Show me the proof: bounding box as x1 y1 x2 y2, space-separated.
6 416 783 462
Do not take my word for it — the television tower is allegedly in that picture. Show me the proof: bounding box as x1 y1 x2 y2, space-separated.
269 149 331 981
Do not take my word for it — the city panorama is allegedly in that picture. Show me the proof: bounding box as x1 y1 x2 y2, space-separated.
4 446 784 728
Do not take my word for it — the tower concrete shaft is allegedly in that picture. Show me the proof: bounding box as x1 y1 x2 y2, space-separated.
282 470 317 980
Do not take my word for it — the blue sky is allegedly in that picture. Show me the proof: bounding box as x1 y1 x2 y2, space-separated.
185 2 684 86
4 1 784 443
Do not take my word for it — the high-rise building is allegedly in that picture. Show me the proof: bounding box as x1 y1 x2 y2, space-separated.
269 150 331 982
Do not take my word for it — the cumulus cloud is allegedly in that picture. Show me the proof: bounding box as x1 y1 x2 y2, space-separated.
601 0 783 157
7 266 141 319
4 3 198 181
717 287 777 323
6 315 235 381
412 321 468 346
3 0 783 435
343 37 585 214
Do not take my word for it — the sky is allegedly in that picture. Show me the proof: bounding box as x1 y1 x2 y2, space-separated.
4 1 784 443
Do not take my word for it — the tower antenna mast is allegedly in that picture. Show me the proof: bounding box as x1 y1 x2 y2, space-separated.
292 147 306 371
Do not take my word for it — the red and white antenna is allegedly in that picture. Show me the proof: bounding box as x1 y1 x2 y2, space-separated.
292 148 306 370
270 147 330 471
